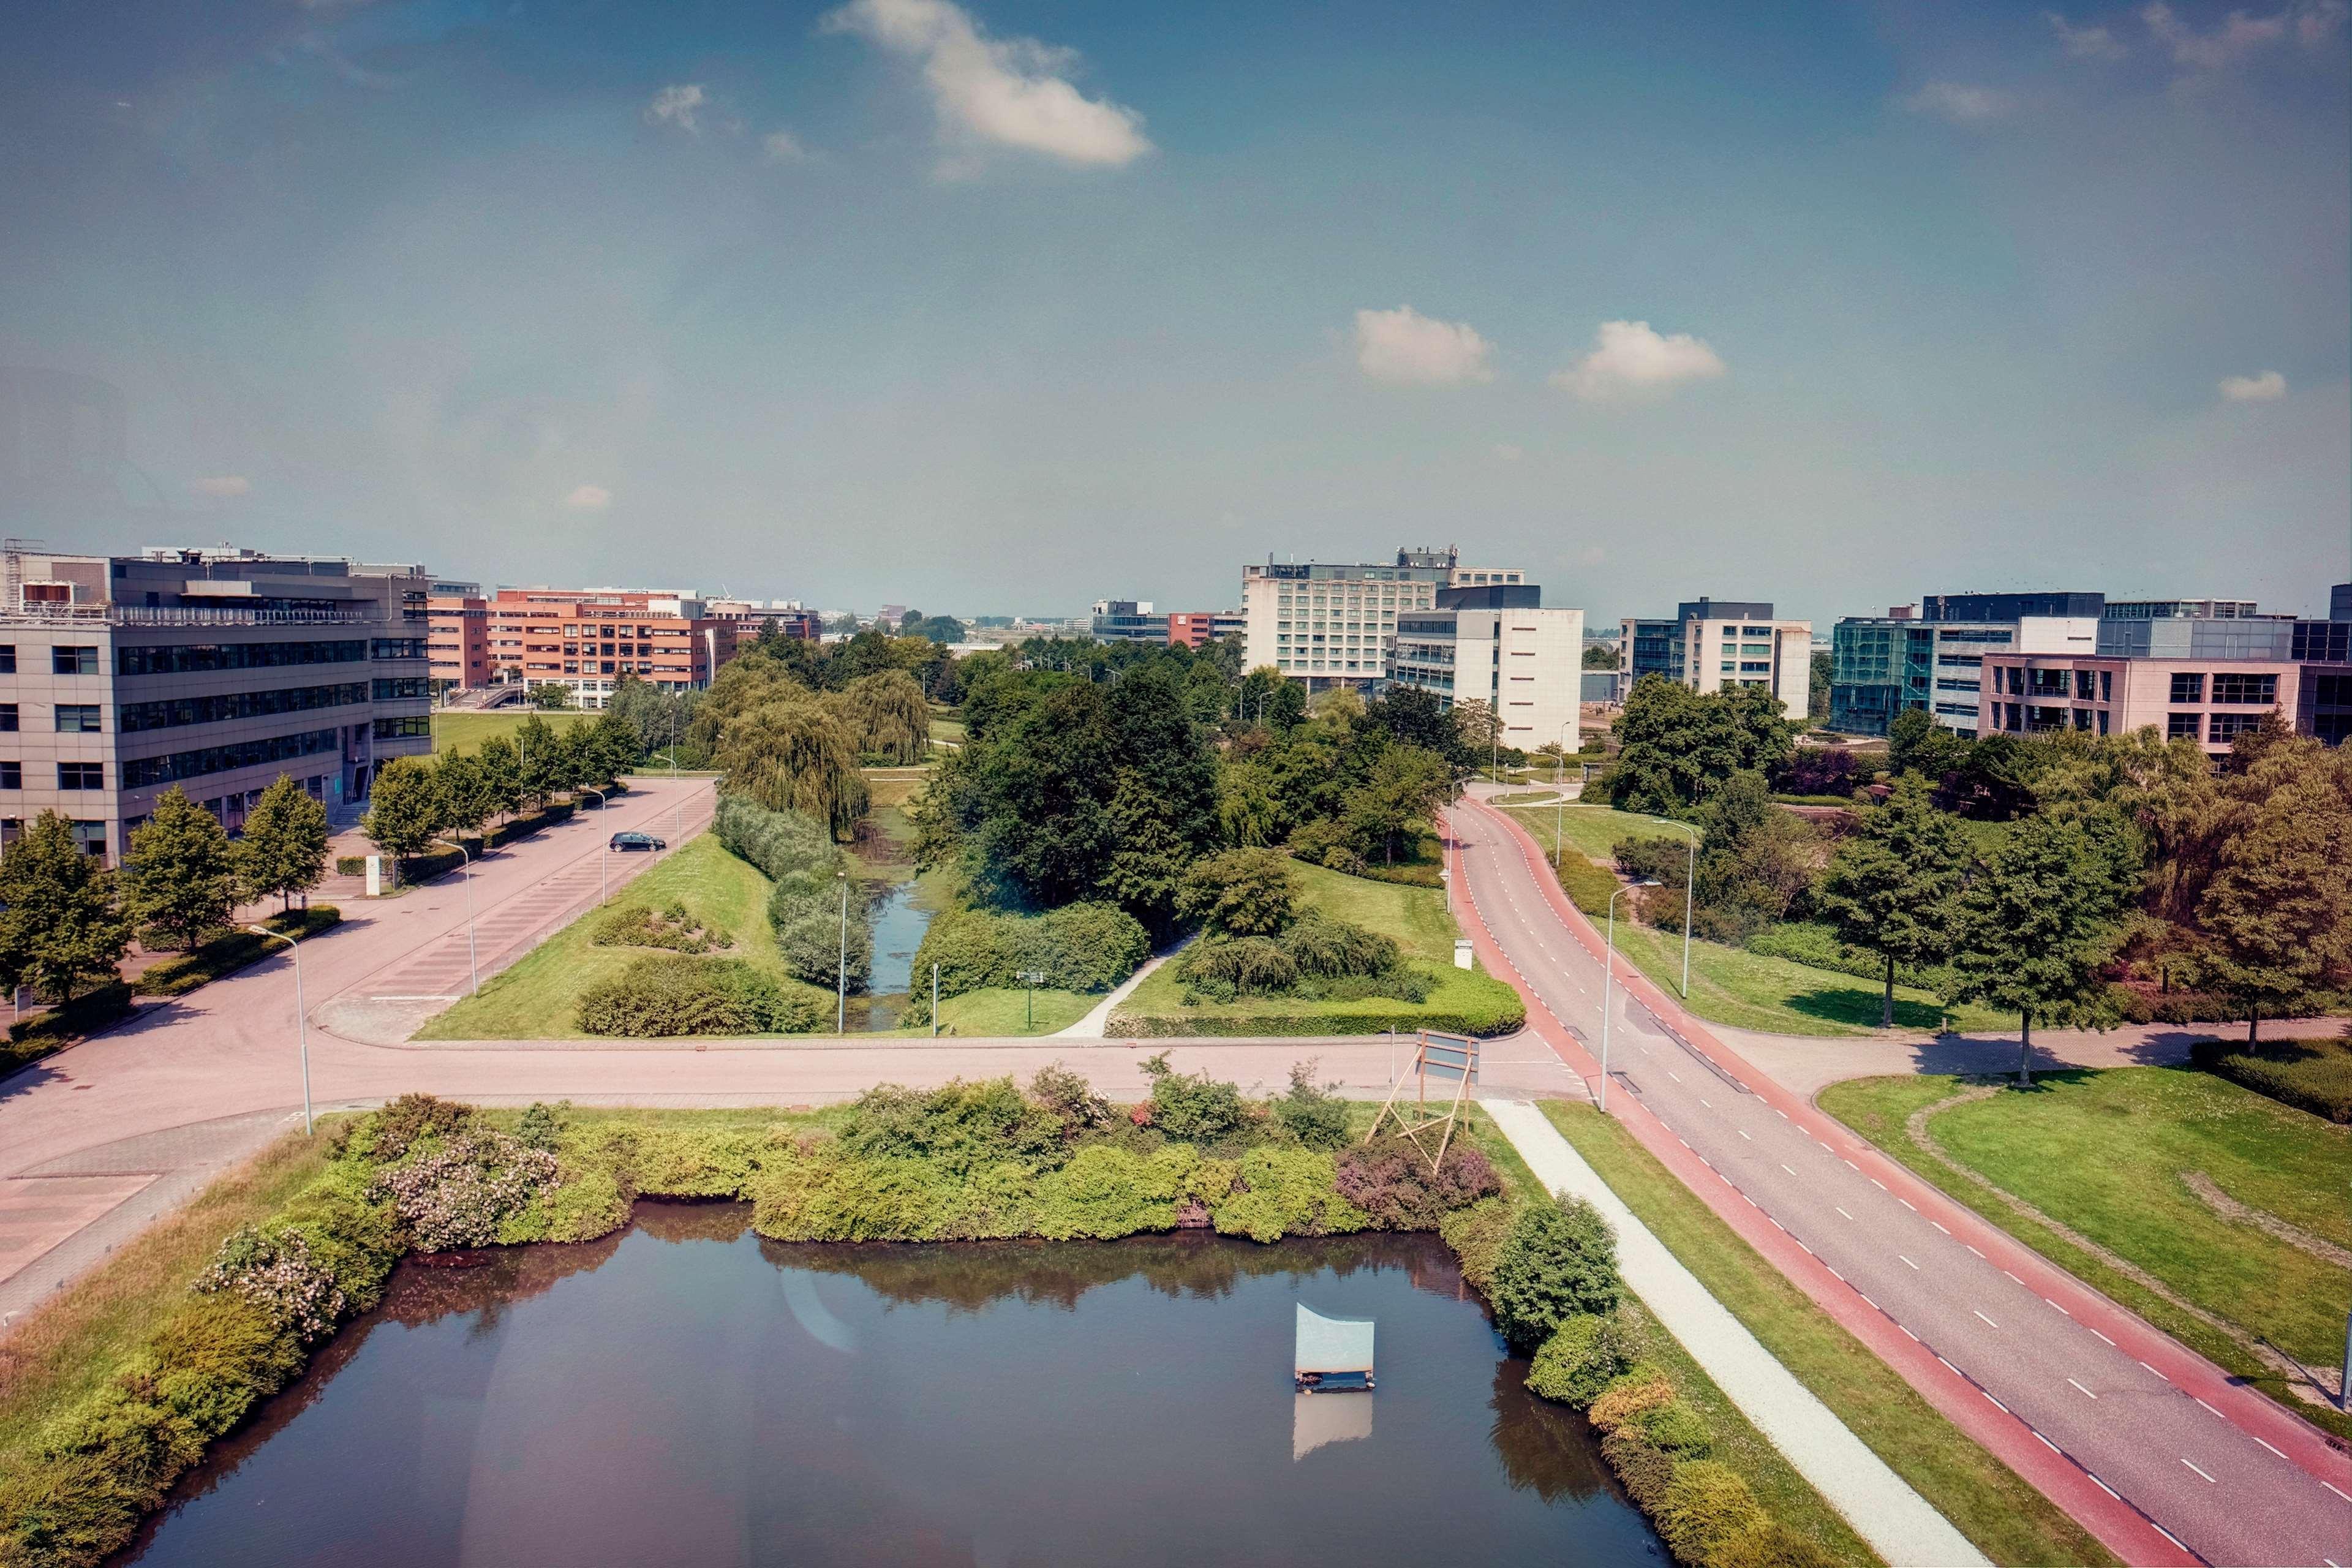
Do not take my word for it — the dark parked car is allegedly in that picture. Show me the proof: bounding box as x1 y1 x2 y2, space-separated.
609 831 667 853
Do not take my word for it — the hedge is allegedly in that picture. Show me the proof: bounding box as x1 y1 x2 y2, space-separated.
1742 921 1954 995
1552 850 1620 919
712 793 873 990
575 955 826 1037
903 902 1150 1025
0 1084 1508 1567
4 984 136 1070
134 908 343 999
1106 1000 1521 1039
2190 1035 2352 1125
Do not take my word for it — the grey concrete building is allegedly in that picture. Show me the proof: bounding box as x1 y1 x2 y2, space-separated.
0 545 434 862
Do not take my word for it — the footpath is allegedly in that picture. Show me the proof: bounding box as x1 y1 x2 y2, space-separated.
1480 1098 1988 1568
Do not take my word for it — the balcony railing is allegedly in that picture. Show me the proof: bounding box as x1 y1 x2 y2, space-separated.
1 603 378 628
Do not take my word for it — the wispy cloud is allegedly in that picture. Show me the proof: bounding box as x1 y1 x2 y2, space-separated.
763 129 811 163
823 0 1151 172
2141 1 2345 69
2045 10 2129 58
645 83 706 134
1491 442 1524 462
187 475 251 499
565 483 613 509
1352 306 1494 386
1552 321 1726 402
2218 369 2287 401
1896 81 2014 124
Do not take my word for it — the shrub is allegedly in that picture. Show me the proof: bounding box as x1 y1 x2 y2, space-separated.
592 900 731 954
1525 1311 1631 1406
334 856 366 876
1176 913 1420 1005
1600 1425 1680 1511
1588 1368 1676 1433
1175 935 1298 1001
192 1227 349 1343
1488 1193 1623 1352
367 1128 560 1252
904 902 1150 1020
1333 1140 1502 1229
2191 1034 2352 1124
1175 848 1297 936
1744 920 1953 995
1655 1460 1772 1568
1279 910 1402 978
1270 1060 1352 1150
1438 1196 1517 1292
576 956 822 1036
1633 1397 1714 1460
1027 1064 1113 1133
514 1101 568 1152
837 1078 1069 1173
6 981 134 1048
1552 850 1620 918
363 1092 475 1162
772 899 873 991
1209 1147 1368 1243
1137 1052 1247 1142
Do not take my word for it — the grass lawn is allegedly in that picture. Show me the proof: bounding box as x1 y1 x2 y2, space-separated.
431 709 590 754
862 767 932 810
415 833 812 1039
920 986 1095 1036
1539 1101 2117 1568
927 712 965 744
1504 801 1694 864
1822 1069 2352 1438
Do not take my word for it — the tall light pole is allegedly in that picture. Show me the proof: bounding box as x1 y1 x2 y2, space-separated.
1599 878 1662 1113
835 871 849 1033
579 786 607 905
247 924 312 1135
432 835 479 995
1647 816 1700 1000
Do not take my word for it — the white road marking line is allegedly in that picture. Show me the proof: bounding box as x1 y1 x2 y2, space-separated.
2086 1327 2114 1345
1935 1354 1959 1373
1983 1390 2010 1413
2180 1458 2216 1483
1930 1220 1950 1234
2034 1431 2061 1453
2249 1434 2286 1460
2067 1378 2097 1400
1699 1098 1712 1108
1898 1324 1918 1340
1898 1198 1917 1210
2003 1270 2024 1285
1834 1206 1854 1220
1667 1070 1681 1082
1965 1245 1985 1258
1898 1254 1920 1270
1780 1163 1797 1175
2326 1480 2352 1504
1869 1178 1887 1190
2139 1361 2169 1382
1841 1159 1858 1170
1773 1108 1787 1118
1738 1129 1751 1140
1858 1293 1878 1310
2088 1473 2120 1501
2153 1524 2188 1552
2044 1298 2070 1317
2195 1397 2222 1417
1973 1310 1999 1328
1793 1238 1812 1255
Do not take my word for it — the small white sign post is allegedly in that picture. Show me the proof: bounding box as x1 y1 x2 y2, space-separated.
364 855 383 898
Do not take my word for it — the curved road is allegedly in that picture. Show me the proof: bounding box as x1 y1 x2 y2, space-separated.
1446 795 2351 1568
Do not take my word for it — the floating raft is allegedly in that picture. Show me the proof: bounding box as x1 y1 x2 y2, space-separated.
1294 1303 1374 1393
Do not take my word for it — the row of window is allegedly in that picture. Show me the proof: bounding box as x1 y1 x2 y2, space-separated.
120 682 370 733
108 638 423 675
122 728 341 790
2168 673 2276 704
0 763 104 790
0 703 101 733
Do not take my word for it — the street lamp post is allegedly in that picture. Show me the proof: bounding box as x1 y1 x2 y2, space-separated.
246 924 312 1135
835 872 849 1033
432 836 480 995
930 962 940 1039
579 786 608 905
1020 968 1046 1028
1599 878 1662 1113
1648 816 1700 1000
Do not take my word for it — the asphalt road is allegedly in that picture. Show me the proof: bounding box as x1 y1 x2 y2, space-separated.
1446 797 2352 1568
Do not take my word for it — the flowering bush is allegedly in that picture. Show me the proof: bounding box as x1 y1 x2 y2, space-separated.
368 1130 559 1253
194 1226 348 1342
1333 1140 1502 1229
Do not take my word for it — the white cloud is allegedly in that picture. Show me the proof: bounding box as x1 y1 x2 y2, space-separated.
2139 1 2348 67
1551 320 1727 402
762 129 810 162
2218 369 2287 401
187 475 251 498
1895 81 2014 124
645 83 706 134
2045 10 2129 57
823 0 1151 171
1491 442 1524 462
565 483 613 509
2299 0 2350 44
1351 306 1495 386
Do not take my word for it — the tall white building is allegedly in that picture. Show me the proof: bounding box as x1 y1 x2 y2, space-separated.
1390 583 1583 754
1240 546 1521 691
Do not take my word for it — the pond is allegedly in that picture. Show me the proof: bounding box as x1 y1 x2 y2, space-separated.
118 1206 1660 1567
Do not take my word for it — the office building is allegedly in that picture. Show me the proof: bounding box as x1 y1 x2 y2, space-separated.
705 600 821 641
1167 611 1245 649
1390 581 1583 754
1618 598 1812 719
1831 606 2098 738
426 590 491 696
458 587 736 707
0 544 435 862
1977 650 2304 754
1090 600 1163 643
1242 546 1521 690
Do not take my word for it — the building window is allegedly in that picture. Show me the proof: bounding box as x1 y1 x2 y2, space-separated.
50 646 100 676
118 639 368 675
372 716 431 741
70 821 106 856
369 638 428 660
0 646 13 673
122 728 339 789
371 677 431 701
2073 669 2095 700
0 705 14 733
56 705 102 733
2168 673 2204 703
57 762 104 789
2208 673 2277 706
0 762 17 789
2166 712 2203 741
2207 712 2262 742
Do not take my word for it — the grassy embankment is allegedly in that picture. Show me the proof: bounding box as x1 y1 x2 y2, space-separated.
1822 1068 2352 1441
1537 1101 2119 1568
428 709 591 754
1501 805 2008 1038
1110 859 1525 1037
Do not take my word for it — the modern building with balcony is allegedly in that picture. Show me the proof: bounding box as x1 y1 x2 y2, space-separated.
1831 603 2098 739
1618 598 1812 719
1390 582 1583 755
0 544 435 861
469 587 736 707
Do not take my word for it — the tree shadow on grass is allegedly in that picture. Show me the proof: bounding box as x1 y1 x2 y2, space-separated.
1782 989 1950 1032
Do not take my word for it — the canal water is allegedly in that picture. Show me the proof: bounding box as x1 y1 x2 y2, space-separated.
842 807 933 1032
118 1207 1659 1567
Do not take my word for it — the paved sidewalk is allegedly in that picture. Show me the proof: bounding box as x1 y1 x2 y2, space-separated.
1480 1098 1988 1568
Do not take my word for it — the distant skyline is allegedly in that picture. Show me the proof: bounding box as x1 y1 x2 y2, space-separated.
2 0 2346 624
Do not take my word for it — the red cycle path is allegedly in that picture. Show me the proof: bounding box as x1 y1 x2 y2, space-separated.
1446 796 2352 1567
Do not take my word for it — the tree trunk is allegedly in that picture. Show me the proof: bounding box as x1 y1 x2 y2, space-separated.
2247 1000 2260 1047
2016 1012 2034 1085
1882 953 1896 1030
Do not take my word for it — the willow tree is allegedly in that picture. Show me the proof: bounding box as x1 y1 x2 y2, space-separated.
687 654 810 758
833 669 931 764
716 699 869 840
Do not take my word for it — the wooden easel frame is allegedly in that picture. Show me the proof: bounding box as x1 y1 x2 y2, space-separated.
1365 1031 1479 1172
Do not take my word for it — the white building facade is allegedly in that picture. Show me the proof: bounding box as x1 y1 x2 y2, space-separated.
1240 547 1521 691
1392 601 1584 755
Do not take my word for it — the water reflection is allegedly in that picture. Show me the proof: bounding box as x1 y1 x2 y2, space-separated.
119 1204 1656 1568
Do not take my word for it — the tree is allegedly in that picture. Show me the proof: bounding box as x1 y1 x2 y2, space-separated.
476 733 523 822
1453 699 1502 761
527 681 573 710
1342 745 1451 864
1814 775 1972 1027
588 708 641 783
1175 848 1297 936
121 788 238 952
434 750 494 839
0 812 130 1002
1807 650 1833 722
2196 758 2352 1042
1487 1195 1622 1353
1887 708 1968 785
1583 641 1619 670
513 715 562 807
1099 773 1191 935
714 698 869 839
363 755 448 871
237 775 330 913
1951 813 2130 1082
833 669 931 764
1607 675 1797 815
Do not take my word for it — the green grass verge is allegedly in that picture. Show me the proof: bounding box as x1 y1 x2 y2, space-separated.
1538 1101 2119 1567
1504 801 1694 864
1110 859 1523 1036
415 834 815 1039
914 986 1096 1036
1821 1069 2352 1441
429 709 592 754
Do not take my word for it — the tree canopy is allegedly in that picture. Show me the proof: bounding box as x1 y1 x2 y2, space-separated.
0 812 130 1002
124 787 237 952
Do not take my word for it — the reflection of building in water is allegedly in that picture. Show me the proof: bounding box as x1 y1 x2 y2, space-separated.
1292 1389 1374 1460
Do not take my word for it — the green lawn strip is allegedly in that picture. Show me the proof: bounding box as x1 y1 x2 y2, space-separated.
1820 1072 2352 1443
1502 802 1692 864
415 833 806 1039
0 1128 332 1461
918 986 1096 1036
429 709 592 754
1537 1101 2119 1568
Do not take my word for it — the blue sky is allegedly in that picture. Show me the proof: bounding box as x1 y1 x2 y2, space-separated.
2 0 2345 621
